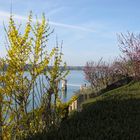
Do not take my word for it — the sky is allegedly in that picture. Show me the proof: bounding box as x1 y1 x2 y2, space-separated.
0 0 140 66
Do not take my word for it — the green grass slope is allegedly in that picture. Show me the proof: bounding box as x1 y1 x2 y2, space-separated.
29 82 140 140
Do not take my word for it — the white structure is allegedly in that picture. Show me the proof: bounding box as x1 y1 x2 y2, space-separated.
69 100 78 112
62 79 67 91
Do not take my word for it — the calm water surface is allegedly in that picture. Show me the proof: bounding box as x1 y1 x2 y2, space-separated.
63 70 87 101
33 70 87 107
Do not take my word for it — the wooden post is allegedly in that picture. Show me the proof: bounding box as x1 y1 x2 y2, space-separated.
62 79 67 101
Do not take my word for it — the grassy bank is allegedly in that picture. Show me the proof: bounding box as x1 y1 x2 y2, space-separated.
28 81 140 140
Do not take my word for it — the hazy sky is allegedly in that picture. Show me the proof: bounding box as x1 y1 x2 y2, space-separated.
0 0 140 65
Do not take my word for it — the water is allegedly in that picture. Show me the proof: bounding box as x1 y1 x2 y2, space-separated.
0 70 88 115
32 70 87 107
63 70 87 101
1 70 87 110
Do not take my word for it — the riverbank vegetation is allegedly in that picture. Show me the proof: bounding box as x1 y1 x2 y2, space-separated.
34 32 140 139
0 11 140 140
0 13 76 140
83 32 140 92
73 32 140 112
27 33 140 140
29 81 140 140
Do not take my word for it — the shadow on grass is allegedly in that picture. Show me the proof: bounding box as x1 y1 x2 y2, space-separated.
28 98 140 140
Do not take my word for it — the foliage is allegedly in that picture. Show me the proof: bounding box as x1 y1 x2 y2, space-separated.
55 95 78 121
84 32 140 92
83 58 126 91
0 13 69 140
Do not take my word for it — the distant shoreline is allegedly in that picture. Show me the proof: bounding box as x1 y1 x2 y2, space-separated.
0 64 84 71
64 66 84 70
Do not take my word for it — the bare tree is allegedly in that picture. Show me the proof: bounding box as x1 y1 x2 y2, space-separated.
118 32 140 80
84 59 114 90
